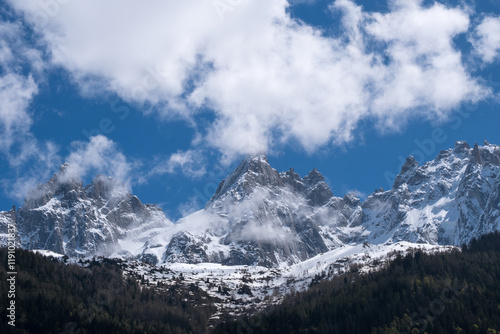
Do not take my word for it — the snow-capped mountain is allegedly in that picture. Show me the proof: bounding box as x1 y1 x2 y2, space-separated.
143 155 334 267
1 141 500 269
141 141 500 266
2 163 172 257
348 141 500 246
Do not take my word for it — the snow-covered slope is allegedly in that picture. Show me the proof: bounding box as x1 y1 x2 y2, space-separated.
86 241 454 319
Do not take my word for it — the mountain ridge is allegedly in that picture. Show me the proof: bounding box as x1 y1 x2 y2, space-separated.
1 140 500 268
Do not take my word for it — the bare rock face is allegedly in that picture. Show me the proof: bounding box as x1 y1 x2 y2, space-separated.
303 168 334 206
163 232 210 264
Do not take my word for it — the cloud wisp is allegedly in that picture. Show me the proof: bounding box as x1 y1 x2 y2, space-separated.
142 149 208 182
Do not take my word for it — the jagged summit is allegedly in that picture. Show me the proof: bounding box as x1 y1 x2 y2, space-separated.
6 167 173 257
303 168 333 206
453 140 471 156
85 174 129 201
454 140 470 149
304 168 324 183
393 156 419 188
209 154 282 204
209 154 335 207
471 142 482 164
23 163 85 210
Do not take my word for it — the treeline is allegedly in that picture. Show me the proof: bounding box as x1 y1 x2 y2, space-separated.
0 249 217 333
215 232 500 334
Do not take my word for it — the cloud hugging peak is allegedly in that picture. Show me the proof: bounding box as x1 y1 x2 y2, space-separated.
8 0 496 160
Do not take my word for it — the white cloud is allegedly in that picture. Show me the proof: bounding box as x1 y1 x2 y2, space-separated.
177 195 204 218
0 73 37 154
3 135 134 203
0 19 58 202
0 19 65 204
0 19 138 202
143 149 207 181
0 21 44 165
472 16 500 63
345 189 367 200
8 0 490 162
2 142 61 202
63 135 132 188
365 0 483 126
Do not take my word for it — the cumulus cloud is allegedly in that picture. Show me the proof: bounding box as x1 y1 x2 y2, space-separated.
7 0 490 161
472 16 500 63
63 135 133 188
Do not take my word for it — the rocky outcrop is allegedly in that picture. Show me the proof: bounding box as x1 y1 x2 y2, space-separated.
1 165 172 257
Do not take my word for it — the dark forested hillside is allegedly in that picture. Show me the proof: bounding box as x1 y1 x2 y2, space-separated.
215 232 500 334
4 233 500 333
0 249 217 334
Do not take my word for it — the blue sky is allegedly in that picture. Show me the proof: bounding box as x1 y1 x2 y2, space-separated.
0 0 499 220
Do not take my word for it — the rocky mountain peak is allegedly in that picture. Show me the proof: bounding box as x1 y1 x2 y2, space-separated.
5 140 500 268
304 168 324 185
303 168 333 206
453 140 471 156
281 168 305 193
401 156 418 173
22 163 85 209
53 169 85 204
393 156 419 188
4 165 173 257
209 154 282 203
344 192 361 207
241 155 278 178
85 175 111 199
59 162 70 173
476 141 500 165
246 153 269 165
471 142 482 164
85 174 128 202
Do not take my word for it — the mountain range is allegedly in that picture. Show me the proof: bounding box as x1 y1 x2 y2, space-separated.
1 140 500 268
